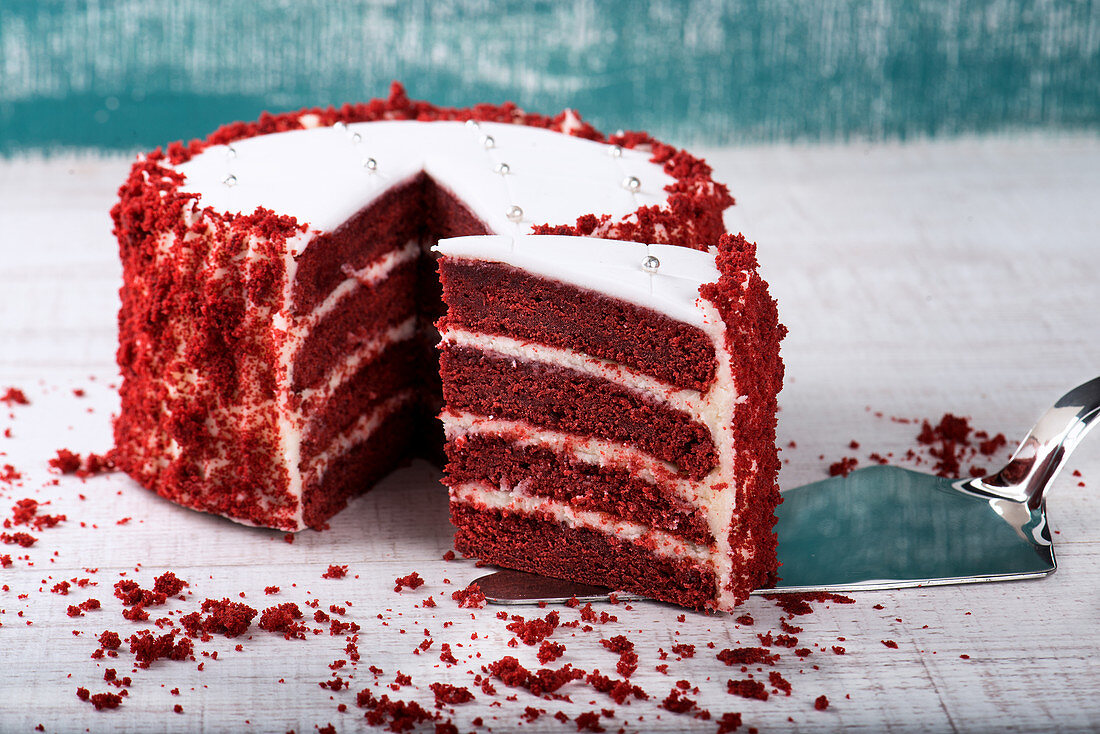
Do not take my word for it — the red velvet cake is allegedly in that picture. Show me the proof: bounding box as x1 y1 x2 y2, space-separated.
111 83 783 608
436 234 784 610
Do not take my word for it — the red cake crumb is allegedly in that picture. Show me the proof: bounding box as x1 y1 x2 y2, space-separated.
1 532 36 547
258 603 306 639
113 579 167 608
828 457 859 477
439 643 459 665
779 619 802 634
717 648 779 667
323 564 349 579
507 610 560 645
0 554 11 568
716 712 743 733
773 634 798 648
600 636 638 678
727 679 769 701
153 571 189 596
882 640 899 649
181 598 258 638
522 706 544 722
128 630 193 668
917 414 979 477
585 670 648 704
85 691 124 711
98 630 122 650
264 586 279 594
442 550 456 561
764 592 854 617
9 498 65 531
574 711 606 732
0 465 21 485
393 572 424 592
429 682 475 707
0 388 29 406
451 583 486 608
488 656 584 696
49 449 115 478
815 695 830 711
538 640 567 664
832 646 846 655
768 671 792 696
671 643 696 658
355 688 438 732
173 704 184 714
661 688 701 714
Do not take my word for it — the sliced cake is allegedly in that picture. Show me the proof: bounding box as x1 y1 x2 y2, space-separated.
111 84 733 532
436 233 785 611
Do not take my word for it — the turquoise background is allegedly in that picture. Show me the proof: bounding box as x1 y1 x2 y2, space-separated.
2 0 1099 154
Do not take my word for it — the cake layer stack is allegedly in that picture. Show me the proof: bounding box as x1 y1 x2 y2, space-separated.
436 234 785 611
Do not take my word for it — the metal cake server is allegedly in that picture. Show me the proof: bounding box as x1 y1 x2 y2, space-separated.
474 376 1100 604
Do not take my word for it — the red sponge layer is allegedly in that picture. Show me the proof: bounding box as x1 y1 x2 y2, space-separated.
439 345 718 480
444 432 714 547
439 259 717 392
451 502 718 611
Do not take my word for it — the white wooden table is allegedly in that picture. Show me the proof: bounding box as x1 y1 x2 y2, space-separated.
0 137 1097 733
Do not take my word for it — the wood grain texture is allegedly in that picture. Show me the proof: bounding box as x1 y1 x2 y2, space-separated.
0 136 1097 732
2 1 1100 152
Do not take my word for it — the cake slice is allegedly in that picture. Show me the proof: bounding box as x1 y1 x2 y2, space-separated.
435 233 785 611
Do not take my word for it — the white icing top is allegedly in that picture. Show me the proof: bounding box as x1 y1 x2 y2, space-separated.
434 234 720 328
174 120 674 253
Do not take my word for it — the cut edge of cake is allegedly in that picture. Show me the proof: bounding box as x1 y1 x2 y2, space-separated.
435 233 785 611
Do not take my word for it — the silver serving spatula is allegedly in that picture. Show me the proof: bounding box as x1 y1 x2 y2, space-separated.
474 377 1099 604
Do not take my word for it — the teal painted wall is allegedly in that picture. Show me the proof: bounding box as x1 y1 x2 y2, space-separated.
2 0 1099 154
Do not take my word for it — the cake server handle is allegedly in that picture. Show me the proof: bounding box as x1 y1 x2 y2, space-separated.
958 376 1100 509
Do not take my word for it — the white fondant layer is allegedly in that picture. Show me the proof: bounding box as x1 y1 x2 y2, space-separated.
433 234 720 328
174 121 673 244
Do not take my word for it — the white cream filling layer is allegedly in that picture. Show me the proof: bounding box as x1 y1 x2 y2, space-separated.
450 481 714 566
441 411 690 499
439 328 712 424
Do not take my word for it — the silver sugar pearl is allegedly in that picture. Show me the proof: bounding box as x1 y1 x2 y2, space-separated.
465 119 481 129
506 205 523 222
642 255 660 272
225 146 237 159
363 157 378 171
494 162 511 175
222 174 237 187
351 132 362 143
608 144 623 158
623 175 641 192
333 121 347 131
481 135 495 149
